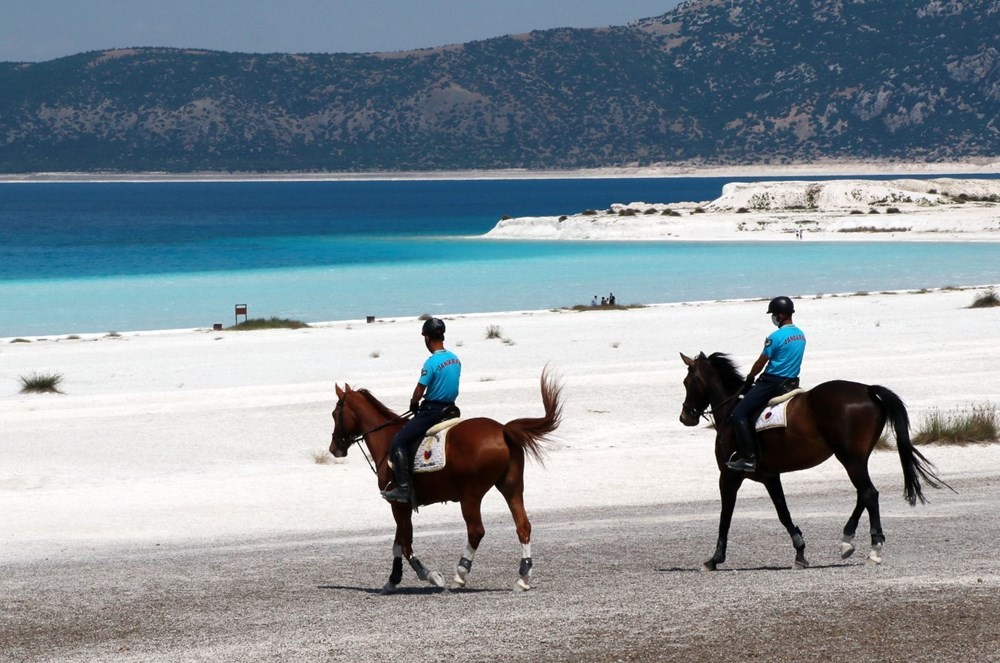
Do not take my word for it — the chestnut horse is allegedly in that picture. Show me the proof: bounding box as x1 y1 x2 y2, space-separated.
330 369 562 592
680 352 949 571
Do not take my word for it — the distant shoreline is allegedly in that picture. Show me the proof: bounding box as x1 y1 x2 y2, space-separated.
1 160 999 183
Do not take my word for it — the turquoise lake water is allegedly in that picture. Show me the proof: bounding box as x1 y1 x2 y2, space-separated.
1 177 998 336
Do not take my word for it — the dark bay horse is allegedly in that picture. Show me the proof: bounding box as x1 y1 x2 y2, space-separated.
330 369 562 592
680 352 949 571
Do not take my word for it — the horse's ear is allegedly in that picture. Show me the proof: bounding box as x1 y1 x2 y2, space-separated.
335 384 344 398
344 383 352 392
697 351 707 360
681 353 695 367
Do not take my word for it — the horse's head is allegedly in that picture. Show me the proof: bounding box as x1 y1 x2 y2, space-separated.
680 352 711 426
330 383 361 457
680 351 746 426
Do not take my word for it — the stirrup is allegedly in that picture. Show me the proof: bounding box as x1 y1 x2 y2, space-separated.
725 455 757 472
380 485 410 503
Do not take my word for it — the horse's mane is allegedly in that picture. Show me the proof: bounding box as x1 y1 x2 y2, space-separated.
355 389 400 420
707 352 746 392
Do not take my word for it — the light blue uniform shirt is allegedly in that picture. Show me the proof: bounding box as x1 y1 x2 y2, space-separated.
762 324 806 378
419 349 461 402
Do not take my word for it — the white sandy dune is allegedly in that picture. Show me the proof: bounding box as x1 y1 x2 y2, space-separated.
485 178 1000 241
2 286 999 564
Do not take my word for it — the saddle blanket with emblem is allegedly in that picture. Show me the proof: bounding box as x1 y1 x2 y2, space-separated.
755 400 790 431
754 389 805 432
412 418 461 473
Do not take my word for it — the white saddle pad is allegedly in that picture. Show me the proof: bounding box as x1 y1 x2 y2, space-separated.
412 418 461 473
756 399 790 431
413 434 446 473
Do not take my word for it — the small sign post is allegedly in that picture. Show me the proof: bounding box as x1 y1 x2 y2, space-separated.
235 304 248 326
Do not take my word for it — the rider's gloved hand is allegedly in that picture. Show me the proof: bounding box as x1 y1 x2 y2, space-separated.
409 399 421 413
741 377 755 395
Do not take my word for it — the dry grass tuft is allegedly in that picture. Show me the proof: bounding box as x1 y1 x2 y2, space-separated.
913 404 998 446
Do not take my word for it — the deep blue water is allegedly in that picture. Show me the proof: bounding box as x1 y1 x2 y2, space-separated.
1 176 998 336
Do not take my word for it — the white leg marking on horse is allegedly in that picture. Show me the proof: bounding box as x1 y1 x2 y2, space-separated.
840 534 856 559
515 542 533 592
867 542 884 565
453 543 476 588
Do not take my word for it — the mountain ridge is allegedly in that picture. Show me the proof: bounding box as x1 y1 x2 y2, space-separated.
1 0 997 173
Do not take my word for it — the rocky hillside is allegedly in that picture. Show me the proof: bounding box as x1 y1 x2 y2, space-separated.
0 0 997 172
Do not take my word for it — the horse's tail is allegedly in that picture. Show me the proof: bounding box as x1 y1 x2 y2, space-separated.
503 367 564 464
868 384 952 506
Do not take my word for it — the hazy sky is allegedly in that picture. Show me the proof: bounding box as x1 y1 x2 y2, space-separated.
0 1 684 63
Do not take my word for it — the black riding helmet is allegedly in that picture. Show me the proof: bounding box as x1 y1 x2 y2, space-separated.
421 317 446 338
766 296 795 316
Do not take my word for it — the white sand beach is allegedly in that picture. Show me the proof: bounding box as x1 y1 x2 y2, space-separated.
486 178 1000 241
3 286 999 565
2 159 999 183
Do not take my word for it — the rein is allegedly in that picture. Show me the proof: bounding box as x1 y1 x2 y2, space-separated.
333 399 412 475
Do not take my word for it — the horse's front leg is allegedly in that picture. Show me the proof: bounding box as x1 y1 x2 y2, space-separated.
382 504 444 594
452 497 486 589
763 476 808 569
704 471 743 571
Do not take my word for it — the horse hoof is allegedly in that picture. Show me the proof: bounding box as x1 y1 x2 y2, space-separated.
514 578 531 592
867 543 884 565
381 582 398 595
701 561 718 572
841 542 856 559
427 571 445 588
451 574 466 589
794 558 810 570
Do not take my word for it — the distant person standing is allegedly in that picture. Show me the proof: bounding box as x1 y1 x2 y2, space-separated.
591 294 599 306
609 292 616 305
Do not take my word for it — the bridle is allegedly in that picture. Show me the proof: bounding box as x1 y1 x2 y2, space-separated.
332 396 411 475
682 363 744 425
682 388 742 425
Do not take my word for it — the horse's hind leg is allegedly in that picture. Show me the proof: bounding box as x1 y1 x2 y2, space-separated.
498 470 534 592
840 496 866 559
843 463 884 564
763 476 809 569
452 497 486 589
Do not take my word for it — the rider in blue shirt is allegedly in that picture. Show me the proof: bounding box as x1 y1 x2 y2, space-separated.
726 296 806 472
381 317 462 502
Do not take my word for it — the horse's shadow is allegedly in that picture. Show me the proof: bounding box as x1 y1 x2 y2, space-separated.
317 584 507 595
656 561 854 573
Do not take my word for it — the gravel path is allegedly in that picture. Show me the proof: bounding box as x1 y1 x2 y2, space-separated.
3 474 998 662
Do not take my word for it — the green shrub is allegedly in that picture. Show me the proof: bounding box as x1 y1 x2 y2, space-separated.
913 404 998 446
19 372 64 394
228 317 310 330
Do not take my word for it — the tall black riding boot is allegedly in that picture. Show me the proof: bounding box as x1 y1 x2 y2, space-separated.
726 418 758 472
380 446 412 503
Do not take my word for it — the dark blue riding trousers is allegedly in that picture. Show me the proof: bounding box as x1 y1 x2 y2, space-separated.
730 374 791 427
390 400 456 455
